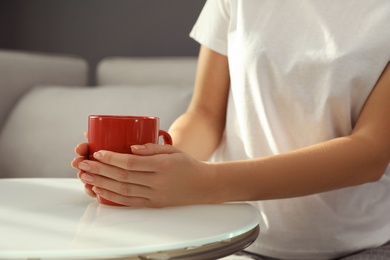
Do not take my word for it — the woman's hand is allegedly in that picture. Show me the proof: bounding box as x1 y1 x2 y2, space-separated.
71 142 97 199
72 143 219 208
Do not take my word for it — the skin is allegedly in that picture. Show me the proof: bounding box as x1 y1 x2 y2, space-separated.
71 45 390 208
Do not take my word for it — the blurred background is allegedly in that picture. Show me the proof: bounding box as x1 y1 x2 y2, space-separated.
0 0 206 84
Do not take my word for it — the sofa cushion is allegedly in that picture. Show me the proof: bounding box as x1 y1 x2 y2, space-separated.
0 84 192 178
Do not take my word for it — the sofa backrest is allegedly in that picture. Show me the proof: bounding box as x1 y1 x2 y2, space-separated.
0 49 88 131
97 57 197 86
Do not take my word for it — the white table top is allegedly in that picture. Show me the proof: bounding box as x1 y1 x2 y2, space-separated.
0 178 260 260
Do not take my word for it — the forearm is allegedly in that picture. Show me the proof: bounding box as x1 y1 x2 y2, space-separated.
205 62 390 203
210 135 389 203
168 45 229 161
169 110 223 161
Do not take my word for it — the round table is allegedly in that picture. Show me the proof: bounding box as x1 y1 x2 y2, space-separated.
0 178 260 260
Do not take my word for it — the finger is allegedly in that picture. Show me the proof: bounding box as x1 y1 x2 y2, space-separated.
131 143 180 155
87 175 152 199
75 142 89 157
77 170 84 180
92 186 156 208
72 157 86 169
78 160 154 186
92 150 166 172
76 172 96 198
84 183 96 198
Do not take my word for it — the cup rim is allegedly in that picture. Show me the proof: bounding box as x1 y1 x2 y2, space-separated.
89 115 159 120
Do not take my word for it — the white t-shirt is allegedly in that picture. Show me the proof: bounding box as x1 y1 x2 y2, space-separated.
190 1 390 259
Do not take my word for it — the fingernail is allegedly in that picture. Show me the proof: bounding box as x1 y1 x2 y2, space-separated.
81 173 94 183
93 152 103 160
131 145 146 150
78 162 90 171
92 186 102 194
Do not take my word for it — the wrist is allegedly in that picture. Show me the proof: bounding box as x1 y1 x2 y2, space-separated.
201 162 229 204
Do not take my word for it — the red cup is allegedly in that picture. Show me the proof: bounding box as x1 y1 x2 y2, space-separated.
87 115 172 206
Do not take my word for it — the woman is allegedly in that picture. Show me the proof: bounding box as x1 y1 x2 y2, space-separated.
72 1 390 259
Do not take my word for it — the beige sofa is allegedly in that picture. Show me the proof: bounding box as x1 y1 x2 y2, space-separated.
0 49 196 178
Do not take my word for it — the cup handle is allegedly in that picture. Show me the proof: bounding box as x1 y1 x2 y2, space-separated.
159 130 173 145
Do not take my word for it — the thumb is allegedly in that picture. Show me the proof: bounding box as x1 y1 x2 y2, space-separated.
131 143 180 155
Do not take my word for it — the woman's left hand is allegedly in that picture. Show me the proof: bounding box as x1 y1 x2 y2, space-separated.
76 143 219 208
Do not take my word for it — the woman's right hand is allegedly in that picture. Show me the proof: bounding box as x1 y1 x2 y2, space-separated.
71 142 97 198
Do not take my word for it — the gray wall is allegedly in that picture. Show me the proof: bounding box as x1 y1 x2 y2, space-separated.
0 0 206 84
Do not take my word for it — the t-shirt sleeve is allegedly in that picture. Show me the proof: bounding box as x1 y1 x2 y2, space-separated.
189 0 230 56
